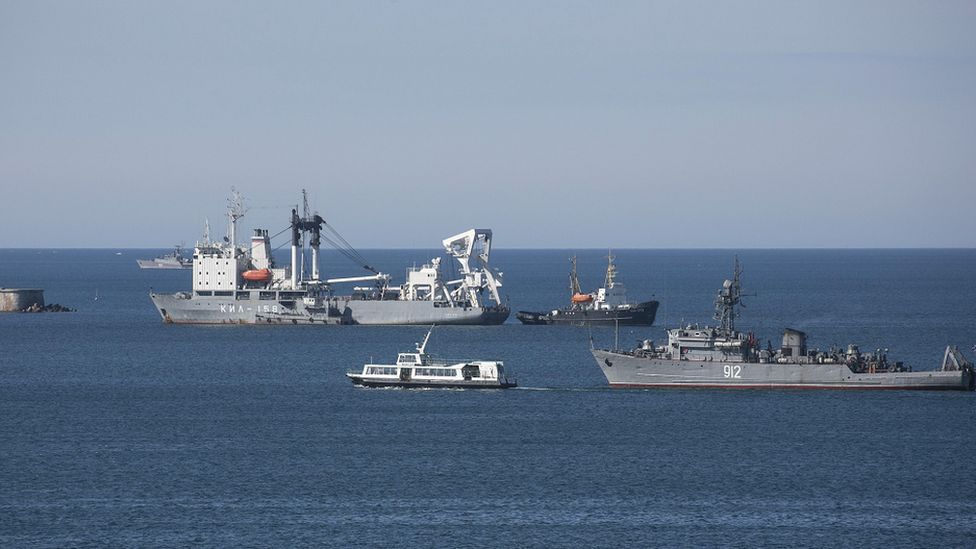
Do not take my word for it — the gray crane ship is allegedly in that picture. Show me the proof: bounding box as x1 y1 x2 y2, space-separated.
592 259 974 390
517 254 658 325
149 190 509 325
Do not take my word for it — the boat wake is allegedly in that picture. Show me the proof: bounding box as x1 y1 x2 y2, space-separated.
513 386 612 392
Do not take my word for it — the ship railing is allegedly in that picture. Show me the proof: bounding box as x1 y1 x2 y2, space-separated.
425 356 487 366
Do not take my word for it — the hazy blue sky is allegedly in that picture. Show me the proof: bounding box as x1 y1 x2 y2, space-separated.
1 1 974 248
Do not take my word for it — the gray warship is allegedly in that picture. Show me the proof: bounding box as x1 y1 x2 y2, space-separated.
149 190 509 325
136 244 192 269
592 259 974 390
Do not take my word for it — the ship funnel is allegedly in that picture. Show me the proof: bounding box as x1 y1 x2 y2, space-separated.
251 229 272 270
781 328 807 358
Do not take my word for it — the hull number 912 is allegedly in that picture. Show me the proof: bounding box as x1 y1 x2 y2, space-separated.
723 365 742 379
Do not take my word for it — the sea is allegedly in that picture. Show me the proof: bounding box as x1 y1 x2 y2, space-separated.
1 248 974 547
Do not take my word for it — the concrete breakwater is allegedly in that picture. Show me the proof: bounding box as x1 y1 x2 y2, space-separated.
0 288 73 312
0 288 44 312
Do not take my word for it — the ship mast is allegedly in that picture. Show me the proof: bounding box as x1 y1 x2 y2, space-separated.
290 189 325 288
417 325 435 354
714 256 743 334
604 250 617 289
304 190 322 281
569 256 582 296
226 188 247 253
300 191 309 281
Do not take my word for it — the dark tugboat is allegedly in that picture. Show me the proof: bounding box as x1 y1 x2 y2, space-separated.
517 253 658 326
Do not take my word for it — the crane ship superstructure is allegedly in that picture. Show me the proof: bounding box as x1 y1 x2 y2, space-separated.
149 190 509 325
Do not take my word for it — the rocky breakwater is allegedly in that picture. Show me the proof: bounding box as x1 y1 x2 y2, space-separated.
20 302 75 313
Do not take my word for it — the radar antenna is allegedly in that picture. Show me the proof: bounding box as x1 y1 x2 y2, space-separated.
714 256 743 334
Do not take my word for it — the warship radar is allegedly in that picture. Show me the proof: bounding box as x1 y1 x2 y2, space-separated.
149 190 510 325
591 259 975 391
517 253 658 325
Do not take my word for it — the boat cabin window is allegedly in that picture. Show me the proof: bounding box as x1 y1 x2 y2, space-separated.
397 354 420 365
415 368 457 377
461 364 481 379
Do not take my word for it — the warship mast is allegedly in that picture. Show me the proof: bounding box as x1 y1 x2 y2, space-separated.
714 256 743 334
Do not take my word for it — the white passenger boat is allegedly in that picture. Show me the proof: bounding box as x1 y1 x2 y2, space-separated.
347 328 516 388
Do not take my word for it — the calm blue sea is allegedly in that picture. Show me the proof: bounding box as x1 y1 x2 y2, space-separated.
1 248 975 547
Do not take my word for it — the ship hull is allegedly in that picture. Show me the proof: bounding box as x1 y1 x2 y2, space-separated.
592 349 975 391
347 376 516 389
150 293 509 325
517 300 658 325
136 259 191 269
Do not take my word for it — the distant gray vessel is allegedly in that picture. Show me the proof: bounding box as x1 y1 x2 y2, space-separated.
137 245 192 269
150 190 509 325
592 259 974 391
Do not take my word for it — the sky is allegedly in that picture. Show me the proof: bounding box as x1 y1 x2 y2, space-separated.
1 0 974 248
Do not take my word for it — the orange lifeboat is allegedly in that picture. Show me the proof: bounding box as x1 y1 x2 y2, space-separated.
242 268 272 282
571 293 594 303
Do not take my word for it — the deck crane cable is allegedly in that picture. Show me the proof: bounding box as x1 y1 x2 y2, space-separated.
321 220 374 269
298 188 377 273
268 225 292 241
269 226 294 253
266 219 378 275
317 230 380 275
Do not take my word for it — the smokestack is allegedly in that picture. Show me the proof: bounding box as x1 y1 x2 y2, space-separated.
291 209 300 289
310 214 322 280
